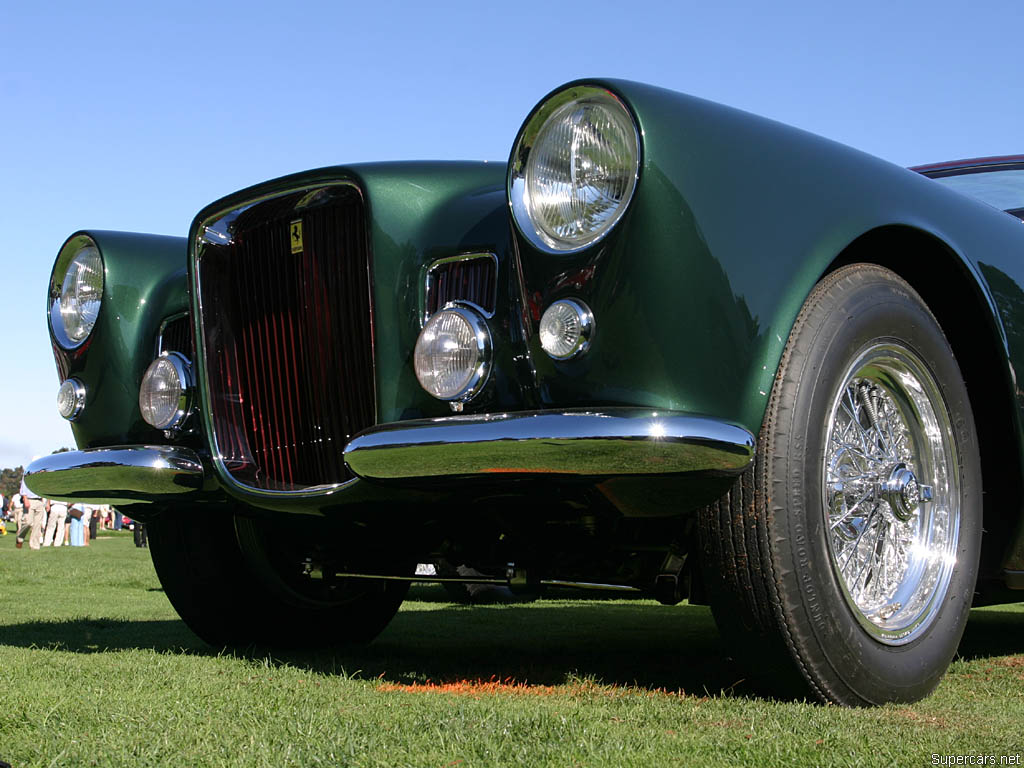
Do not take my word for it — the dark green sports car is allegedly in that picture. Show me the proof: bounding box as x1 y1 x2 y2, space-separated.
26 79 1024 705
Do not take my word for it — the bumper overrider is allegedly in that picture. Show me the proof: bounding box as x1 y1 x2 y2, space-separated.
25 408 754 504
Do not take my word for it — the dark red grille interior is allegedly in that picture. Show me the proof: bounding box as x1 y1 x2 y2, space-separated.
426 256 497 317
159 315 193 357
196 185 374 491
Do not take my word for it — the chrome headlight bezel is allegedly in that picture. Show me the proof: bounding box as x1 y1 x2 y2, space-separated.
56 378 87 421
414 304 492 402
509 84 641 254
539 299 595 360
49 234 105 349
139 352 194 431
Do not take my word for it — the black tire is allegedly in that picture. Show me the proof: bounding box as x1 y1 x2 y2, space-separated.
698 264 981 705
148 510 408 647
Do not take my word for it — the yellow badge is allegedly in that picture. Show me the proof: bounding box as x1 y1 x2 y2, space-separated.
289 220 303 254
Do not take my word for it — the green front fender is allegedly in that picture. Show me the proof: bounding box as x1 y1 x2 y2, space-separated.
52 230 188 448
514 78 1018 440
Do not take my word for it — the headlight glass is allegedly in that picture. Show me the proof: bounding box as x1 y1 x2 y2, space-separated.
56 378 87 421
510 86 639 252
139 353 192 430
56 244 104 344
539 299 594 360
414 306 491 401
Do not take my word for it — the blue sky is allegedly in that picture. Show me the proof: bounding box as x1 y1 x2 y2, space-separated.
2 0 1022 469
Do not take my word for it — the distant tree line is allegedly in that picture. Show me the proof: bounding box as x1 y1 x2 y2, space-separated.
1 447 73 498
0 466 23 499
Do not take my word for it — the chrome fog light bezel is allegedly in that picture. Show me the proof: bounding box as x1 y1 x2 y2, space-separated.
139 352 194 431
540 299 595 360
414 304 492 402
50 234 105 349
56 378 87 421
509 84 641 254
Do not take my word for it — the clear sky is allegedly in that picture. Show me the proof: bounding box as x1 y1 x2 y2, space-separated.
1 0 1022 470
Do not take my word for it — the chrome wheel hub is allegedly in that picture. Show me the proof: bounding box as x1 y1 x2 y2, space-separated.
823 344 959 645
882 463 933 522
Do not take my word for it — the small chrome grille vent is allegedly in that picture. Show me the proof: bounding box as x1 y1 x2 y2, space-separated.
159 315 194 357
425 254 497 320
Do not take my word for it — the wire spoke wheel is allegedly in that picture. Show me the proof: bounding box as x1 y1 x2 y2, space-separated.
824 344 958 644
698 264 980 705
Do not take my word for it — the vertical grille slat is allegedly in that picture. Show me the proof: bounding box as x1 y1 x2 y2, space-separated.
425 255 497 318
158 315 194 358
266 224 290 485
197 184 374 492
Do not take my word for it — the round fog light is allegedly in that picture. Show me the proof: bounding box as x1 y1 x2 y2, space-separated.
139 353 192 430
414 306 491 401
540 299 594 360
57 378 86 421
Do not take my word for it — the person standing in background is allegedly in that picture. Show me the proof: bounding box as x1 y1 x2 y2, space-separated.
15 479 47 550
88 506 99 542
11 492 23 532
83 504 91 546
133 520 147 548
43 500 68 547
68 503 87 547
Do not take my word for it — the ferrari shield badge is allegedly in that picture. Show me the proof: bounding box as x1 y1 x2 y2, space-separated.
290 219 303 254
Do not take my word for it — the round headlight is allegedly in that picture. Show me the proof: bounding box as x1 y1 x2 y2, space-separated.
414 306 491 401
58 244 104 343
510 85 640 253
56 378 87 421
139 353 192 430
539 299 594 360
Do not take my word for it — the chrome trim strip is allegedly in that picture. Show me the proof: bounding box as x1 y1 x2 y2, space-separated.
24 446 204 505
344 408 754 481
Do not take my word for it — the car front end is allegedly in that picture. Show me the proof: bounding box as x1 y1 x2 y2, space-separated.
27 81 759 604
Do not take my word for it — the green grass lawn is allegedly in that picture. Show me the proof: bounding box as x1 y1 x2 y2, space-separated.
1 524 1023 767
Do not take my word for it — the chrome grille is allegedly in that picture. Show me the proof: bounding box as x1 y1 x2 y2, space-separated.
195 184 375 492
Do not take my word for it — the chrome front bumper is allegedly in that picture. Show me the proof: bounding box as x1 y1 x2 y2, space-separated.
24 445 205 505
24 408 754 502
344 408 754 480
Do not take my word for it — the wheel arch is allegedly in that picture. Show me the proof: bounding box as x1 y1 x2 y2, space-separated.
824 224 1022 586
